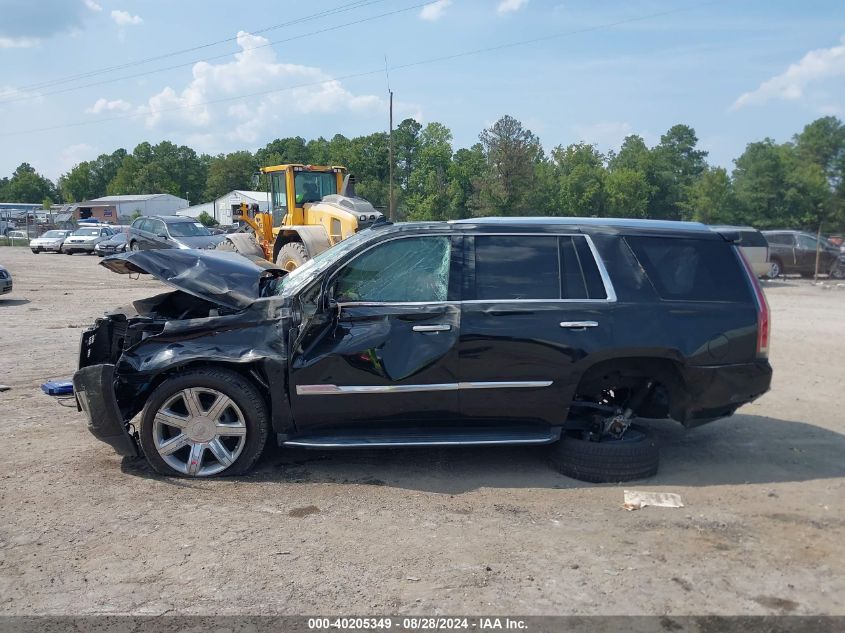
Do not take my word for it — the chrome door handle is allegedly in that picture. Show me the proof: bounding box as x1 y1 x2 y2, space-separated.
560 321 598 329
413 324 451 332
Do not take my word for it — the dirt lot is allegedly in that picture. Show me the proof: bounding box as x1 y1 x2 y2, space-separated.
0 246 843 616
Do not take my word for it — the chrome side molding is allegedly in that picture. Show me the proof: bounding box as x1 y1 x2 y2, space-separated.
295 380 552 396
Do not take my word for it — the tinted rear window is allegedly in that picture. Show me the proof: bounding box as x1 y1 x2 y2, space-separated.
625 236 751 303
474 235 607 300
739 230 767 247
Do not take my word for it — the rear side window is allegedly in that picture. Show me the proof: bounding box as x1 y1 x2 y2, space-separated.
473 235 608 300
626 236 751 303
739 230 767 247
765 233 793 246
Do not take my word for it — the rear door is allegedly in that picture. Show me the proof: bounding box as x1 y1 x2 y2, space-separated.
458 233 614 426
289 233 462 431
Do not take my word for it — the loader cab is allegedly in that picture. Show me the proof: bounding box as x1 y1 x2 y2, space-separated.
263 164 346 226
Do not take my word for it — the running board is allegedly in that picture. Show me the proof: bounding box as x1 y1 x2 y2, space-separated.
282 426 561 448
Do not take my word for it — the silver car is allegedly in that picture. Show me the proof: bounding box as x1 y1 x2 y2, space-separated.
0 263 12 296
62 226 115 255
30 229 72 254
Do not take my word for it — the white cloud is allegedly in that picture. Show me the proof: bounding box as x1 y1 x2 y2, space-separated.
497 0 529 15
84 0 102 12
420 0 452 21
140 31 418 147
57 143 98 176
111 10 143 26
86 97 133 114
732 36 845 110
0 36 40 48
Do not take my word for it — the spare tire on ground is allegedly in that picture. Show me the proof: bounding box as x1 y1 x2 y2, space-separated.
549 424 659 483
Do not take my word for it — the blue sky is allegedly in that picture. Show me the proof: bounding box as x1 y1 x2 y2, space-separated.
0 0 844 181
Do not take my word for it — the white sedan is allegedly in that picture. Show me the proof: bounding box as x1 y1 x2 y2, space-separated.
30 230 72 254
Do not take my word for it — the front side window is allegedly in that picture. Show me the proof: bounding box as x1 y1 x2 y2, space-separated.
796 234 817 250
294 171 337 205
334 236 451 303
271 172 287 212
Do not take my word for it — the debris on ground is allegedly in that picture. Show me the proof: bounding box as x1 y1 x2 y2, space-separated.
623 490 685 511
0 384 10 392
40 380 73 395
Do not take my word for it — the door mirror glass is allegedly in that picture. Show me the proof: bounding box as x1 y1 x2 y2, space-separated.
333 236 451 303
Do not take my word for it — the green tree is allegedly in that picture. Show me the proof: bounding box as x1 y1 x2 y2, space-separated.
477 115 543 216
605 167 652 218
552 143 607 216
205 151 256 200
649 124 708 219
681 166 734 224
403 122 453 220
198 211 218 227
6 163 56 203
394 118 422 193
447 143 486 219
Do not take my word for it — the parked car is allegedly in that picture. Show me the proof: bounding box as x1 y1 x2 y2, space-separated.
62 226 115 255
127 216 225 251
762 230 845 278
6 230 29 242
0 263 11 295
30 230 72 254
710 226 770 277
94 232 128 257
73 218 772 481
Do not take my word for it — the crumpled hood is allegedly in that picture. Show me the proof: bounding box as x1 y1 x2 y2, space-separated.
100 249 286 311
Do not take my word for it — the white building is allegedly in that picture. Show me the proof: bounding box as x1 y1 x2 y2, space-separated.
70 194 188 224
179 190 270 226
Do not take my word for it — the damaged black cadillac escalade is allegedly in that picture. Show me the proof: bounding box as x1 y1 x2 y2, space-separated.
73 217 772 482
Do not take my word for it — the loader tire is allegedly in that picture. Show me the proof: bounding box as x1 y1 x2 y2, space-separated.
276 242 309 272
215 234 264 259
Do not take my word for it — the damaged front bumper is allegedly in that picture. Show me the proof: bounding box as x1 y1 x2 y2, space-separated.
73 364 139 457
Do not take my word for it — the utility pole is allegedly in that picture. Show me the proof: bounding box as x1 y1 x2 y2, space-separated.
388 89 395 221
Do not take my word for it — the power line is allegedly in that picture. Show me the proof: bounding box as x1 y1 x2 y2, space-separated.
4 0 389 95
0 0 725 139
0 1 432 105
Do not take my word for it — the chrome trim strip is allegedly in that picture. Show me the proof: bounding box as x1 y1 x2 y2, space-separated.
284 437 557 448
412 324 451 332
295 380 552 396
559 321 599 328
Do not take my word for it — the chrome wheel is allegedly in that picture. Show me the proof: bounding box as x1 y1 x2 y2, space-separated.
152 387 247 476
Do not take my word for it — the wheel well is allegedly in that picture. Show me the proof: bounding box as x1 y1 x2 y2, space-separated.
574 357 687 419
273 231 302 262
121 360 272 423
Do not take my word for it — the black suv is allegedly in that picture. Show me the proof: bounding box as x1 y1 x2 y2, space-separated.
763 230 845 278
73 218 772 482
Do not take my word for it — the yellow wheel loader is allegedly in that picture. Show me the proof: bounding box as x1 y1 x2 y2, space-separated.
217 164 383 270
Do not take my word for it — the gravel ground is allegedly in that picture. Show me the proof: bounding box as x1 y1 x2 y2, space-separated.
0 246 843 615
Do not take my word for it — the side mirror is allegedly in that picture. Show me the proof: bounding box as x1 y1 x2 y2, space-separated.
157 233 168 239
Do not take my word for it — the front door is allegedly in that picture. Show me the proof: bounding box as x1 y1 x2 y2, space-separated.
289 234 461 431
458 233 614 426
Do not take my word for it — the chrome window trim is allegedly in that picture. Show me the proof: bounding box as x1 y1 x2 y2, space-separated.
296 380 552 396
467 232 617 303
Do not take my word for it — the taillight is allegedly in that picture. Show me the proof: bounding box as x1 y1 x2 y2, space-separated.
736 247 770 358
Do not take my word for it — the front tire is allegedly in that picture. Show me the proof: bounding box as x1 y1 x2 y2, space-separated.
276 242 309 272
138 368 269 477
768 258 783 278
31 249 39 254
550 424 659 483
130 241 140 252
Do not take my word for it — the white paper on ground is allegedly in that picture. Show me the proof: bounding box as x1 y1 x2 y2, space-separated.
623 489 684 511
